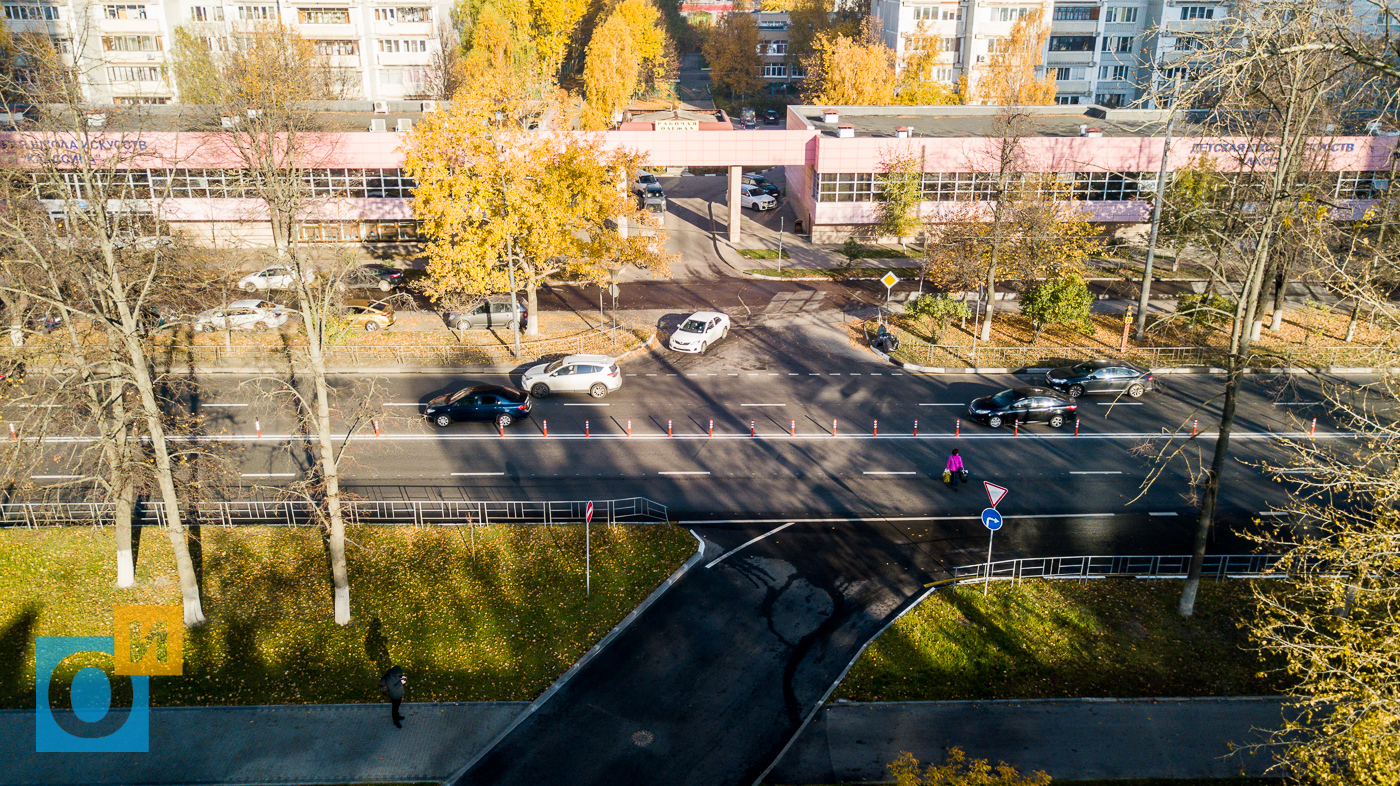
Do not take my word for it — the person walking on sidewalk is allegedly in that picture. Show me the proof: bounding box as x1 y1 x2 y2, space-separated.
380 665 407 728
944 449 967 489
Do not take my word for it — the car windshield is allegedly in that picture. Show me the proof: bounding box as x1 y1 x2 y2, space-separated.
647 202 664 214
639 174 656 184
679 319 706 333
447 387 475 404
1071 361 1100 373
990 390 1021 406
544 360 564 373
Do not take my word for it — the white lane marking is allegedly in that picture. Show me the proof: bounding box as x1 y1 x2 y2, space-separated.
451 472 506 476
383 402 422 407
705 522 795 569
31 474 82 479
646 373 657 376
870 373 882 376
748 373 761 376
201 403 249 407
1069 471 1123 475
788 373 798 376
1149 512 1179 517
659 470 710 475
863 471 916 475
563 403 610 406
240 473 297 477
919 403 963 406
741 403 786 407
1271 468 1314 474
828 373 841 376
769 373 779 376
728 373 739 376
850 373 861 376
808 373 820 376
1097 402 1143 406
1274 401 1320 406
892 373 903 375
626 374 637 376
1258 511 1289 517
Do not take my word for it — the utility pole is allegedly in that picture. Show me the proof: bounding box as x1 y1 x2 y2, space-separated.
1136 94 1177 342
777 216 784 273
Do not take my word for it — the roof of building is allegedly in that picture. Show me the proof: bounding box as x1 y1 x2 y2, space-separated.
789 105 1199 139
4 100 441 133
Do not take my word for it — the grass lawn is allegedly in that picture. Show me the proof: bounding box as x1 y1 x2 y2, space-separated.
835 579 1288 702
737 249 791 260
0 523 695 709
782 780 1283 786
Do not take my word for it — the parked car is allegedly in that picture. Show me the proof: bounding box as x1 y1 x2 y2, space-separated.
520 354 621 399
742 173 780 198
641 183 666 209
1045 359 1156 399
424 384 531 429
763 108 780 125
339 264 404 292
739 184 776 211
740 107 757 129
194 300 290 332
445 296 527 331
631 171 660 196
966 387 1078 429
342 298 395 331
238 265 313 292
669 311 730 353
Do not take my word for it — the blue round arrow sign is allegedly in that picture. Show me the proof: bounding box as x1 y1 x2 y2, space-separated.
981 508 1003 531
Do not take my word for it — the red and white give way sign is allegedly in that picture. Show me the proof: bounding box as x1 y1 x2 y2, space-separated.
586 501 594 525
984 482 1009 508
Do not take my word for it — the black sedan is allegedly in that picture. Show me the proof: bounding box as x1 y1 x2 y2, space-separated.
741 173 780 197
763 109 780 125
1045 359 1156 399
966 387 1077 429
424 384 532 429
341 264 405 292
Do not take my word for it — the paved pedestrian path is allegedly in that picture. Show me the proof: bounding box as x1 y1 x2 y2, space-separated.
1 697 1289 784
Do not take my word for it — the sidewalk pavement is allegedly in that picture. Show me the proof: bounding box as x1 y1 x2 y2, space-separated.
1 697 1288 785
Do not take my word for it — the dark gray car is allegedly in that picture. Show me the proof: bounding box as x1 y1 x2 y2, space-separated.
446 296 527 331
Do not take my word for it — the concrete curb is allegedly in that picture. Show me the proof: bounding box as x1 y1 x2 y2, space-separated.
743 272 886 282
612 329 656 363
438 527 708 784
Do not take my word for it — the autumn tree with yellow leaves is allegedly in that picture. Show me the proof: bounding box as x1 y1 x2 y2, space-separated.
897 23 963 105
702 11 761 98
800 19 896 105
404 97 673 336
581 0 673 127
888 747 1050 785
968 7 1055 105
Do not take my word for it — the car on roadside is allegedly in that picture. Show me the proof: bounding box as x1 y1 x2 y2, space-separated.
1045 359 1156 399
742 173 780 198
424 383 532 429
740 107 757 129
739 184 776 211
342 298 395 332
339 264 404 292
238 265 313 292
966 386 1078 429
631 171 660 196
520 354 621 399
763 108 780 125
445 296 527 331
669 311 730 353
640 183 666 209
194 300 290 332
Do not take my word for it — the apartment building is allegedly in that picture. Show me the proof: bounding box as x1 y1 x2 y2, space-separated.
753 11 803 94
873 0 1233 107
1 0 454 104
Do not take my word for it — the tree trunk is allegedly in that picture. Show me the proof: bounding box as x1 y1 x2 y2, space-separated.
115 474 136 587
1345 299 1360 343
1268 264 1288 331
526 284 540 337
1 290 26 347
1178 358 1242 617
309 350 350 625
979 254 998 343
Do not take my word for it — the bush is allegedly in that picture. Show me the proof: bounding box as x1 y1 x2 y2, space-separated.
905 294 971 342
1021 274 1094 341
1176 292 1236 329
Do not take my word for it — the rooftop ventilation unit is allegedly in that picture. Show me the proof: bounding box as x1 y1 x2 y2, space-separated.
837 124 855 138
86 112 106 128
1080 125 1103 137
220 114 239 128
373 101 389 114
420 100 439 112
822 109 839 123
895 126 910 138
395 118 412 132
370 118 387 132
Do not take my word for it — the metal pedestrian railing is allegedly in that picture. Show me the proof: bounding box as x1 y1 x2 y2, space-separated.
951 553 1284 585
0 497 669 528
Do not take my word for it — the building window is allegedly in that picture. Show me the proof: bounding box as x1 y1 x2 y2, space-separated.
1052 6 1096 21
1179 6 1214 19
988 6 1030 21
1160 66 1192 81
912 5 937 20
1336 171 1389 200
315 39 357 55
1099 65 1130 80
403 68 429 84
1053 66 1085 80
190 5 223 21
108 66 162 81
1174 35 1204 51
4 4 60 19
378 39 428 53
399 6 428 21
1104 6 1138 22
1048 35 1095 51
238 5 273 19
298 7 349 23
1102 35 1133 53
764 40 786 55
114 96 170 104
49 35 70 52
103 35 162 52
363 221 421 241
817 173 882 203
103 4 146 18
762 63 787 78
1056 95 1080 105
1095 93 1128 107
932 66 954 81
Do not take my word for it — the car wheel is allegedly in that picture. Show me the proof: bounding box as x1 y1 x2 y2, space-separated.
987 415 1003 429
452 320 468 331
721 327 729 340
365 322 380 332
200 324 216 333
531 383 550 398
495 414 513 429
434 414 452 428
378 281 391 292
1067 384 1085 398
242 282 258 292
700 340 709 354
1128 383 1145 398
1049 414 1066 429
590 383 608 398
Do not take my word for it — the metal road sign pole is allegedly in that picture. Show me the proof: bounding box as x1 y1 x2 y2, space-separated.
586 501 594 597
985 529 995 597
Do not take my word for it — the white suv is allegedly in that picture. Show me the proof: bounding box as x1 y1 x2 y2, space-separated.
238 265 314 292
194 300 290 332
739 184 776 211
520 354 622 399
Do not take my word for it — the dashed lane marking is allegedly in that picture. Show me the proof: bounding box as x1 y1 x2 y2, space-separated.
659 471 710 475
1274 401 1320 406
741 403 786 407
705 522 795 569
1097 402 1143 406
562 403 610 406
919 403 963 406
1069 471 1123 475
1149 512 1179 516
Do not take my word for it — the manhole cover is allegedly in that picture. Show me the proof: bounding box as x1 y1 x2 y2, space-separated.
631 730 655 747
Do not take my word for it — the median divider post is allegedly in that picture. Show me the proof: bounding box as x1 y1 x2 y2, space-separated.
627 419 632 438
709 419 713 437
1310 418 1317 439
543 420 548 437
668 419 672 437
255 419 261 439
1074 417 1080 436
873 419 878 437
585 420 590 437
913 419 918 437
1014 419 1019 437
832 419 837 437
1192 418 1198 437
499 421 504 437
750 420 755 437
373 419 380 437
790 419 795 437
955 418 960 437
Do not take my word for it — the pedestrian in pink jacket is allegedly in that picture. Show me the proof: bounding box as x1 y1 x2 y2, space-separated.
945 449 967 489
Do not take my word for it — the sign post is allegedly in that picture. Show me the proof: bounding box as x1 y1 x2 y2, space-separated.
981 482 1009 596
880 271 900 304
585 501 594 597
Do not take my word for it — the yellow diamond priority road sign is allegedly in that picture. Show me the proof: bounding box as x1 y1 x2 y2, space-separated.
880 271 900 289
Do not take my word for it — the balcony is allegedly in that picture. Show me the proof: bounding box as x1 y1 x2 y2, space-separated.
1045 51 1096 65
1054 80 1091 94
97 18 163 33
373 20 432 36
1049 20 1099 34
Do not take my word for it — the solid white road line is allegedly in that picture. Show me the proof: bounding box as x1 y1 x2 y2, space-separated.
240 473 297 477
1271 468 1315 474
1258 511 1289 517
741 403 786 407
382 403 422 407
863 471 917 475
659 471 710 475
1069 471 1123 475
451 472 506 476
1097 402 1143 406
919 403 963 406
563 403 610 406
1274 401 1320 406
1149 511 1179 516
705 522 795 569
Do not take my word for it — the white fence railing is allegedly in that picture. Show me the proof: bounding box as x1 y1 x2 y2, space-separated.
951 553 1283 585
0 497 669 528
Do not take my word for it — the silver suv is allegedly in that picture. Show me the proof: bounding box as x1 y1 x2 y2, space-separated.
520 354 621 399
445 296 527 331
